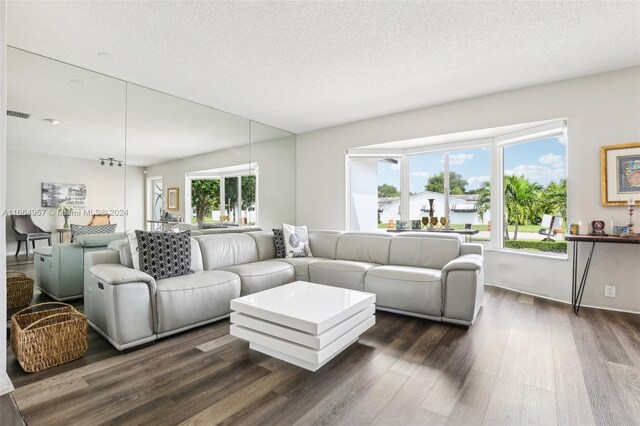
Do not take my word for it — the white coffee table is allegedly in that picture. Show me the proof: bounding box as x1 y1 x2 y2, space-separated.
230 281 376 371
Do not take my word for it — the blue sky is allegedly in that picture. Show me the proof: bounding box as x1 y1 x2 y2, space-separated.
377 136 566 193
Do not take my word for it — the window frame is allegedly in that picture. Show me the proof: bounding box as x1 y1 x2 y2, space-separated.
346 120 567 255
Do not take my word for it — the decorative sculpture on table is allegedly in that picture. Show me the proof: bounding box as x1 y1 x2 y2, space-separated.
58 204 73 229
621 198 637 238
427 198 435 229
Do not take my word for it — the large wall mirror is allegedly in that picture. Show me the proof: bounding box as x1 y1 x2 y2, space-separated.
5 48 126 256
4 47 296 326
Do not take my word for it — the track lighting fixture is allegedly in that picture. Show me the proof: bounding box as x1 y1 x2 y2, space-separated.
99 157 123 167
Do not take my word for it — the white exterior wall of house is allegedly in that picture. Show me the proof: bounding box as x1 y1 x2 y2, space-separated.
379 191 490 226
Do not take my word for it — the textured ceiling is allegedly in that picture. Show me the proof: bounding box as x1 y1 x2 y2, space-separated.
7 1 640 133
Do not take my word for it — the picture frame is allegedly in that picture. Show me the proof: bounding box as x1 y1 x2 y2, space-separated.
601 142 640 206
41 183 87 208
167 187 179 211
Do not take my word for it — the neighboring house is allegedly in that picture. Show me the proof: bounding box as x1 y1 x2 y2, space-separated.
378 191 490 226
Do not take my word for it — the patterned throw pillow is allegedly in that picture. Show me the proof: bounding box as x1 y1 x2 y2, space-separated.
135 230 192 280
70 224 117 242
272 229 287 258
282 223 313 258
197 222 227 229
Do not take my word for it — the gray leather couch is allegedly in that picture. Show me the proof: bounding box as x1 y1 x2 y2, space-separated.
34 233 126 301
85 231 483 350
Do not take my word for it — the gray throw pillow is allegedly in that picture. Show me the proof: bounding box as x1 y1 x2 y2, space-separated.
135 230 192 280
70 223 117 242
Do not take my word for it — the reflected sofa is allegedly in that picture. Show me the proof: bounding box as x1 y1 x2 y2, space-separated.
34 233 126 301
85 231 484 350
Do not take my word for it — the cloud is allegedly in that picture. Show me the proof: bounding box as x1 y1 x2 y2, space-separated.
447 153 475 166
467 175 490 188
411 171 431 178
539 153 564 167
505 164 565 181
557 136 567 146
390 163 400 170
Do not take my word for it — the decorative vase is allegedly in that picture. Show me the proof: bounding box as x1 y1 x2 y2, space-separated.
428 199 435 229
63 215 70 229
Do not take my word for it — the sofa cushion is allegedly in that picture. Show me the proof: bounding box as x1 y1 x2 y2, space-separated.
276 257 326 281
222 260 295 296
155 271 240 334
336 232 392 265
197 234 259 270
308 260 378 291
365 265 443 317
247 231 277 260
308 231 342 260
136 231 192 280
389 234 461 270
75 232 125 247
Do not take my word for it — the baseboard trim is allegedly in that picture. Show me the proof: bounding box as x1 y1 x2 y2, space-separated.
485 283 640 315
0 372 15 396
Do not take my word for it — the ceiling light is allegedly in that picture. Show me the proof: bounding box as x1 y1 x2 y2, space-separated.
101 160 105 166
118 162 122 167
97 52 113 60
44 119 59 125
109 160 114 166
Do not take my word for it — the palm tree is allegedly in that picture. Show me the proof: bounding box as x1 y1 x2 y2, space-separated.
504 175 542 240
475 181 491 223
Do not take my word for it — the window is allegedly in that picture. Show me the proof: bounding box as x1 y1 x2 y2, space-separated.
502 136 567 253
347 120 566 254
186 164 258 225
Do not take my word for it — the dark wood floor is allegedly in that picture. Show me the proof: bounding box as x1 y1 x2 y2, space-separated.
5 255 640 425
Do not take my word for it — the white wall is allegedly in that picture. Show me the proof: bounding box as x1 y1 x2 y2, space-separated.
250 136 296 230
296 66 640 312
4 149 144 252
0 0 12 397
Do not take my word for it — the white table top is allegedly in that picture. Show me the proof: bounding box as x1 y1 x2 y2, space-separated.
230 281 376 334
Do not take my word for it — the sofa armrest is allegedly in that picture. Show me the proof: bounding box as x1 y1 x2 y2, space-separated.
443 254 483 273
442 254 484 326
89 264 156 290
460 243 483 256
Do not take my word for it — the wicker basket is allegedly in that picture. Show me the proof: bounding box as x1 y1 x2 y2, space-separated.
11 302 88 373
6 270 34 309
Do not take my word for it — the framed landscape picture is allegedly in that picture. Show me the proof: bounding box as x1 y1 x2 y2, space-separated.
41 183 87 208
167 187 179 211
601 142 640 206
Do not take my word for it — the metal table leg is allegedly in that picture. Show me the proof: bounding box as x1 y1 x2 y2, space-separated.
572 241 596 315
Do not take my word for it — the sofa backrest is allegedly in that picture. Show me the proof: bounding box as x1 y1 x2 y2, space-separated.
309 230 343 259
389 233 461 269
196 233 259 270
336 232 392 265
247 231 276 260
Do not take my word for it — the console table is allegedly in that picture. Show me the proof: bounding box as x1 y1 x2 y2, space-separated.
565 234 640 314
387 228 479 242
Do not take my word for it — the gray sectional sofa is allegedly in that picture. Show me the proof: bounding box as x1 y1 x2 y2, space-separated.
84 230 484 350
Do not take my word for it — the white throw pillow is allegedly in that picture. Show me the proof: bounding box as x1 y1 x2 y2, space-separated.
282 223 313 258
126 230 140 270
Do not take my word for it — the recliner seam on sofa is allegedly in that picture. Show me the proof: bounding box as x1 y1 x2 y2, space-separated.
157 276 240 292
